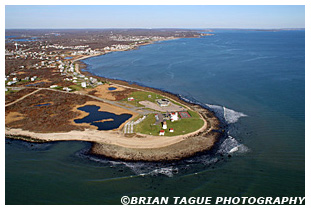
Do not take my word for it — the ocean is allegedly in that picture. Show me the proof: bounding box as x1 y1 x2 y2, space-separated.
5 30 305 204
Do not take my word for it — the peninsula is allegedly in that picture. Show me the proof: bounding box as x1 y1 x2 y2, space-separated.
5 29 221 161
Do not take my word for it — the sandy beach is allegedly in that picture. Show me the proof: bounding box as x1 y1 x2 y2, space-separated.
5 36 222 161
5 98 221 161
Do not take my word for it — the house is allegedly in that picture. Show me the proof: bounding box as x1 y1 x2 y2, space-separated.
170 112 179 122
50 85 58 88
162 121 167 129
159 130 165 136
128 97 135 101
90 78 98 84
7 81 17 86
81 82 87 88
63 87 72 92
30 76 37 82
169 128 174 133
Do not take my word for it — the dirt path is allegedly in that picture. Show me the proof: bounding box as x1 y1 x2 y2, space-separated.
5 89 41 107
6 86 153 116
5 85 210 149
5 114 209 149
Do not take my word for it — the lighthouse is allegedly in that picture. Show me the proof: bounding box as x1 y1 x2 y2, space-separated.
162 121 167 129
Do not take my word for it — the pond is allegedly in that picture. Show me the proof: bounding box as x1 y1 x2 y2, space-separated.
26 82 45 87
5 36 37 43
74 105 132 130
34 103 51 107
108 87 117 90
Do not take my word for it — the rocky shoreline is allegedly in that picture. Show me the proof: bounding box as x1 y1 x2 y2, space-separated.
90 104 222 161
77 48 223 161
5 36 223 162
6 101 222 161
5 82 223 161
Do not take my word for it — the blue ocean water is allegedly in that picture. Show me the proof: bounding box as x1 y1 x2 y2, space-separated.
5 36 37 42
6 30 305 204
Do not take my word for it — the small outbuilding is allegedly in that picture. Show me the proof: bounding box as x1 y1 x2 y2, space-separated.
156 98 170 107
159 130 165 136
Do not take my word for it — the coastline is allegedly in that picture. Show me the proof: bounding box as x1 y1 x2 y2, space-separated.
90 104 221 161
5 101 221 161
5 36 223 161
5 91 222 161
70 36 180 67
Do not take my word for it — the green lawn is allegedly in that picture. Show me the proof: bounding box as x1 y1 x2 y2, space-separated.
69 84 83 91
121 90 165 107
135 110 204 136
5 89 19 95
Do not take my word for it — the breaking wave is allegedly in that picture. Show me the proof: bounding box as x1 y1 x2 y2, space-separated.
75 152 179 178
205 103 249 154
75 102 249 177
217 135 249 155
205 104 247 124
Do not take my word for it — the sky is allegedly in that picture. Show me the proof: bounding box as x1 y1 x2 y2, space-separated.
5 5 305 29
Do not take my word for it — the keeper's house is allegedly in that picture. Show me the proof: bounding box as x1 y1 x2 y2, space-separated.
170 112 179 122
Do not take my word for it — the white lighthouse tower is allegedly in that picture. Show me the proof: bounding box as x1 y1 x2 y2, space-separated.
162 121 167 129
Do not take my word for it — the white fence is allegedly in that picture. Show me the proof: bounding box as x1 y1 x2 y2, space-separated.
124 115 146 134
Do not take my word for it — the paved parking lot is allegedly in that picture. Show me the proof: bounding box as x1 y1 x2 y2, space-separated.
139 100 185 112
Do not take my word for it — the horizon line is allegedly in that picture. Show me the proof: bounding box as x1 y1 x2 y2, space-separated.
5 27 306 30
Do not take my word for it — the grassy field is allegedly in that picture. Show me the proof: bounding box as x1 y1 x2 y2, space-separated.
135 110 204 136
5 89 19 95
121 90 186 109
69 84 83 91
121 90 164 107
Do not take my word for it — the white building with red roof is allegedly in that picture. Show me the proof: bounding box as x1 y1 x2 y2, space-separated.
170 112 179 122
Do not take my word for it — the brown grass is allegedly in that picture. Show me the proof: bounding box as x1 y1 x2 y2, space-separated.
6 89 138 133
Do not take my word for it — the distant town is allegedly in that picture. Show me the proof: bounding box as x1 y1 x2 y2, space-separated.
5 29 207 91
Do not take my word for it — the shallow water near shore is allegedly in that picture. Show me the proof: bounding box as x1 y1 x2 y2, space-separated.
6 30 305 204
